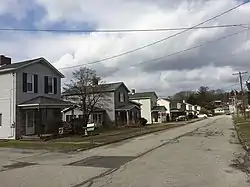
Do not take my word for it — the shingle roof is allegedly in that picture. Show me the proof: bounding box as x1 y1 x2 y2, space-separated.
0 58 42 72
18 96 72 106
96 82 129 92
63 82 129 96
129 92 157 99
0 57 64 77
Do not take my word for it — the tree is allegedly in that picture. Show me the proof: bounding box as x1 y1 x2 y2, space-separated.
63 67 110 129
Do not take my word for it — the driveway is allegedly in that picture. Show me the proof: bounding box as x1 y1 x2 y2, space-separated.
0 116 248 187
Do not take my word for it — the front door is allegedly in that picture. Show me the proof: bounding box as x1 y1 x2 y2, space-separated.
26 110 35 135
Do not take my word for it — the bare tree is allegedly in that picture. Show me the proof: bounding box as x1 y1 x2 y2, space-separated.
63 67 109 128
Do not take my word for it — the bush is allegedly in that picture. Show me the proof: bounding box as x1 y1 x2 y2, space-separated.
138 117 148 126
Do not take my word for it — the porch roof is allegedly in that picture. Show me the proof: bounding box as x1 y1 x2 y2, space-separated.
116 104 140 111
18 96 73 109
151 106 167 112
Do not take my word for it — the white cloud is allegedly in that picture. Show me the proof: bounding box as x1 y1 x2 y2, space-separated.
0 0 250 95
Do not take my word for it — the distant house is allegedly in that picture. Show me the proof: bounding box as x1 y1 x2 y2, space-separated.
0 55 71 139
170 100 184 120
129 90 166 124
157 98 171 121
214 107 225 114
194 105 201 115
62 82 141 127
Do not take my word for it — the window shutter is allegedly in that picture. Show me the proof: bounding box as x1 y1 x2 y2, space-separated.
44 76 48 94
118 92 121 102
34 74 38 93
23 73 27 92
54 77 57 94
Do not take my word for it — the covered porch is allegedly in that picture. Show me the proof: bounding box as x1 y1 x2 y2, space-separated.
151 106 167 123
17 96 72 138
115 104 141 126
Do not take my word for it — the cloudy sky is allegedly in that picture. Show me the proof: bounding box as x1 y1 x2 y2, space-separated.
0 0 250 96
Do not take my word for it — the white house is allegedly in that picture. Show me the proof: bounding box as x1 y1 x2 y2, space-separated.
157 98 171 121
0 55 71 139
129 91 161 124
61 105 105 127
214 107 225 114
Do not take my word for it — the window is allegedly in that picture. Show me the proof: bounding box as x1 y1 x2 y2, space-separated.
0 114 2 126
45 76 57 94
27 74 33 92
119 92 125 103
23 73 38 93
48 77 54 94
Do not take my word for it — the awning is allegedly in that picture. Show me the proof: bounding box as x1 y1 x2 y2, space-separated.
18 96 73 109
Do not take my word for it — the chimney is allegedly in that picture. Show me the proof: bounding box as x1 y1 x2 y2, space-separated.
131 89 136 95
0 55 11 67
92 77 99 85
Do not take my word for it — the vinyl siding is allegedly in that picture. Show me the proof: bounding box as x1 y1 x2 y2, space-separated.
16 62 62 104
130 98 151 124
0 73 16 139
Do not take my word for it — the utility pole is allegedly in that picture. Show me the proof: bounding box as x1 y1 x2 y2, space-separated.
233 71 248 120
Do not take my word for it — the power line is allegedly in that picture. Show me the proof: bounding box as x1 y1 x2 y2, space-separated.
58 0 250 70
0 24 247 33
135 28 249 67
59 28 249 71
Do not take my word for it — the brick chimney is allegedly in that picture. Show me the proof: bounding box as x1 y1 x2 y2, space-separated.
0 55 11 67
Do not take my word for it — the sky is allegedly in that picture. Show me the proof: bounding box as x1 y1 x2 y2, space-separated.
0 0 250 96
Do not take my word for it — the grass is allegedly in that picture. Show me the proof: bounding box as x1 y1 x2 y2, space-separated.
233 115 250 149
0 140 96 152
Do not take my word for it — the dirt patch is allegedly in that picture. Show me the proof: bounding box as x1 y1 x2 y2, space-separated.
185 130 224 137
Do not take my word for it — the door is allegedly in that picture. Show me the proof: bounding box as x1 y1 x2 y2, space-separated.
26 110 35 135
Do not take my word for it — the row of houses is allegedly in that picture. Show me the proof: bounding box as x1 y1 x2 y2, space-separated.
0 56 201 140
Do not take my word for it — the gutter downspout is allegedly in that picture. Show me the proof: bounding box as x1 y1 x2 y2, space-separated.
8 72 15 138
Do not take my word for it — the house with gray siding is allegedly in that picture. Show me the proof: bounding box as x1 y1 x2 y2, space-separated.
62 82 141 126
129 91 166 124
0 55 71 139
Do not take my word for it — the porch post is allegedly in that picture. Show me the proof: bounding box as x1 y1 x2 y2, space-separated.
126 110 130 125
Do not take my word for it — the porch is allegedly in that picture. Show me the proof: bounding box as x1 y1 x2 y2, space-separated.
115 104 141 126
151 106 167 123
17 96 72 139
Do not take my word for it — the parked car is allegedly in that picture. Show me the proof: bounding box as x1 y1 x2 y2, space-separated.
176 115 188 121
197 114 208 118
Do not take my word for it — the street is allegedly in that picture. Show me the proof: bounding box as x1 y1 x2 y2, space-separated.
0 116 249 187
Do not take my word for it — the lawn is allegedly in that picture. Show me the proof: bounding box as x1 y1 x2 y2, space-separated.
233 115 250 149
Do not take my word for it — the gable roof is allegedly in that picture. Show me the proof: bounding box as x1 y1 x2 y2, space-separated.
129 92 158 99
63 82 130 96
0 57 64 78
96 82 129 93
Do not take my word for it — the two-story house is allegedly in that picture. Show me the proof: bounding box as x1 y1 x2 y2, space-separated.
0 55 71 139
129 91 166 124
170 100 184 120
62 82 141 127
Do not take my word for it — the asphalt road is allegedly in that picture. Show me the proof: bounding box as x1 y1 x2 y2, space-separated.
0 116 249 187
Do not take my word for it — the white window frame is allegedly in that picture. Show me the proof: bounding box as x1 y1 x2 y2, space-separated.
48 77 54 94
0 113 2 127
27 74 34 93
